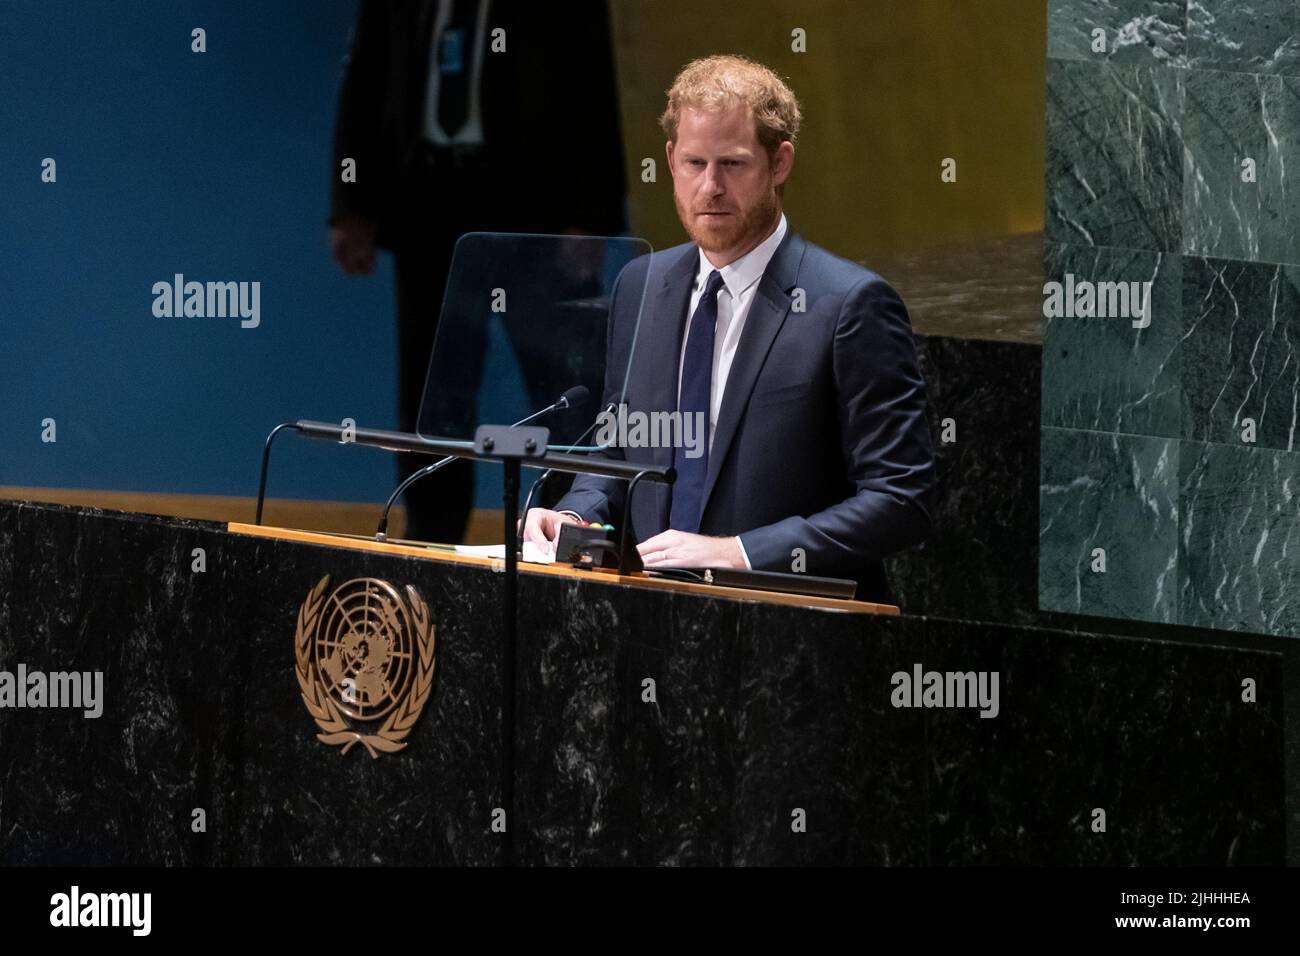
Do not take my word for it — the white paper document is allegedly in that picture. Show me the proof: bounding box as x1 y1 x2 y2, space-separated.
453 543 555 565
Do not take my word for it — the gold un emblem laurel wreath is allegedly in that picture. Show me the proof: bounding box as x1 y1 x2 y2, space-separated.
294 575 436 758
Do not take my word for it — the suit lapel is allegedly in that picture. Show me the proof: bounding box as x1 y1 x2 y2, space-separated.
641 245 697 469
627 244 695 531
699 231 806 516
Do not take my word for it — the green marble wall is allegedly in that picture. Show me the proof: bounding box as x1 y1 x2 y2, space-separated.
1041 0 1300 636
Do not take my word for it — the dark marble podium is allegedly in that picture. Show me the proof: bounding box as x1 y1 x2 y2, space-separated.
0 499 1285 865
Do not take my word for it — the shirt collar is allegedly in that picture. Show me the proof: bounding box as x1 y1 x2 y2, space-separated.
695 213 788 299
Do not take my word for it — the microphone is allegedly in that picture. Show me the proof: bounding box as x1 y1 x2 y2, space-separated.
520 399 617 524
552 385 589 413
375 385 589 541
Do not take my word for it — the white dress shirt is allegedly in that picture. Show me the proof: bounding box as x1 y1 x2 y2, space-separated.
561 215 788 570
675 213 788 567
678 213 788 452
421 0 491 146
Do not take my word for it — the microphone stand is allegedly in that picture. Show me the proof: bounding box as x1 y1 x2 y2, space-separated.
375 391 582 541
519 401 616 521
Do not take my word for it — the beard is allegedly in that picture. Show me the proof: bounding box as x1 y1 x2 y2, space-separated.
676 187 779 258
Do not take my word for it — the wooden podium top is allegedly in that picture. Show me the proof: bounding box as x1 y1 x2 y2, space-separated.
226 523 900 617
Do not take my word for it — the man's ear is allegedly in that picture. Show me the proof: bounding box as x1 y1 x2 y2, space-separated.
771 141 794 187
665 140 675 178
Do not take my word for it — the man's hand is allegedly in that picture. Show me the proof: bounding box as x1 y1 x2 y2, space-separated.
330 213 378 275
637 530 745 569
521 508 580 558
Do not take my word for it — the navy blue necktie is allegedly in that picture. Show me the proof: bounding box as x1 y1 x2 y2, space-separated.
669 269 725 533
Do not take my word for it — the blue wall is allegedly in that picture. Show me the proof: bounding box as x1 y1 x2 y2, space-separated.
0 1 419 503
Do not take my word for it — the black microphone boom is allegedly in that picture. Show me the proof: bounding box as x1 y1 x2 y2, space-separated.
375 385 589 540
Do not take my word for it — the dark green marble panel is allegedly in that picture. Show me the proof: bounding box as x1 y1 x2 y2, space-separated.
1043 4 1300 646
1046 59 1184 252
1048 0 1188 65
1039 427 1179 623
1178 439 1300 635
1040 426 1185 621
1182 256 1300 449
1183 72 1300 263
1188 0 1300 73
1042 242 1183 436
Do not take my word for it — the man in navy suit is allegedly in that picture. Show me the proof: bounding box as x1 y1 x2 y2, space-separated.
524 55 934 603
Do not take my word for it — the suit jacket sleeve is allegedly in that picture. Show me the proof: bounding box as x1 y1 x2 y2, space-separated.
551 264 635 524
329 0 388 227
738 276 935 571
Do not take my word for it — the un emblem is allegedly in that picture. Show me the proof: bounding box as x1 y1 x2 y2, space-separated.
294 575 436 758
